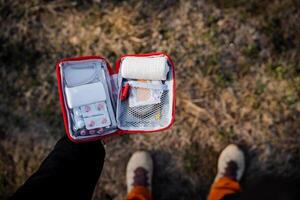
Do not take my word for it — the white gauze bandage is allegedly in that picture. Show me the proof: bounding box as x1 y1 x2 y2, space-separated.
121 56 169 80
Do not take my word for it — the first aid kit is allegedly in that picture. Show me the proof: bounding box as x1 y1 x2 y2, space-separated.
56 52 176 142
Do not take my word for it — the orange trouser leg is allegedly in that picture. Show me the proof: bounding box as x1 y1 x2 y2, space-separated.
208 177 241 200
125 186 152 200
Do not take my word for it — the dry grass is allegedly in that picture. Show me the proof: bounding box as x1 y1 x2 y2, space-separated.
0 0 300 199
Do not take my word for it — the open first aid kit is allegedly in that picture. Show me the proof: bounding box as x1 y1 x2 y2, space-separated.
56 52 176 142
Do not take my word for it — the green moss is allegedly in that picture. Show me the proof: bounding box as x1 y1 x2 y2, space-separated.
214 73 234 87
207 15 220 26
202 52 220 76
207 54 219 66
217 126 235 143
242 44 260 59
269 64 288 79
283 95 296 106
255 81 267 96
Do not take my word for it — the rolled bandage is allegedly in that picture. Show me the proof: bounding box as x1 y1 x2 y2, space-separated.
121 56 169 80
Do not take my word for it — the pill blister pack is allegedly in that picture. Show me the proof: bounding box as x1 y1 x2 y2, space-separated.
56 53 175 142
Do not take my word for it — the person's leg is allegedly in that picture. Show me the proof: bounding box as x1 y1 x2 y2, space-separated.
10 135 105 200
208 144 245 200
125 151 153 200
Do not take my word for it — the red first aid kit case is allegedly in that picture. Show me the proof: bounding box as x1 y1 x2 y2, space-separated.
56 52 176 142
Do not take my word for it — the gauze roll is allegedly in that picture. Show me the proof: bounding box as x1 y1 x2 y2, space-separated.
121 56 169 80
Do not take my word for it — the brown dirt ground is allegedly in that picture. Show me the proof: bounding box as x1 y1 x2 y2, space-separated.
0 0 300 199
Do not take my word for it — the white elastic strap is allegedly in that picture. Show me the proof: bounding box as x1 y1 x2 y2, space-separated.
127 81 168 90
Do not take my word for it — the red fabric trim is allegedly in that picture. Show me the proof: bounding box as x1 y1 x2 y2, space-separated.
56 60 73 142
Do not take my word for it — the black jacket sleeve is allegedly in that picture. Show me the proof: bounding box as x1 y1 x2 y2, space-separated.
10 135 105 200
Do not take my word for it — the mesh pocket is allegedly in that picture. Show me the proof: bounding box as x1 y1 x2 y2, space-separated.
118 90 170 130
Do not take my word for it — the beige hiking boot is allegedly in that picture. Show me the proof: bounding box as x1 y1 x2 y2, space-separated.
214 144 245 182
126 151 153 193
